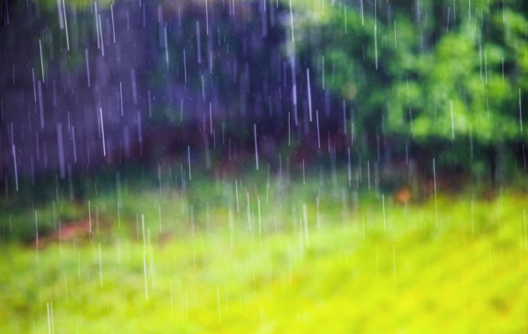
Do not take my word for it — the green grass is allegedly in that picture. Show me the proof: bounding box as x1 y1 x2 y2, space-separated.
1 175 528 333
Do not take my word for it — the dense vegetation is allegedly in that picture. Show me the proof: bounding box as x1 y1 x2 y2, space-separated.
288 0 528 179
3 0 528 184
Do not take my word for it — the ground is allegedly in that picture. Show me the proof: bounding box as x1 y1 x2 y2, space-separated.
1 176 527 333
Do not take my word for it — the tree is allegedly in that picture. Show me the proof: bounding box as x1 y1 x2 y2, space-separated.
289 0 528 181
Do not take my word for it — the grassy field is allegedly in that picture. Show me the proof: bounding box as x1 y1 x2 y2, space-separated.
1 174 528 333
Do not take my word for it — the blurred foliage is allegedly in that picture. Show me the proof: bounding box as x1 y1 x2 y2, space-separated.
5 0 528 184
290 0 528 177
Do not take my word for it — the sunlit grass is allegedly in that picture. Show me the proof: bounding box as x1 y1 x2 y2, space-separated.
1 177 528 333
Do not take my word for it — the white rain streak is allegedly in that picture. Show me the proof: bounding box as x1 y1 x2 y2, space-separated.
85 49 91 87
196 21 201 64
188 146 192 180
38 80 44 128
62 0 69 51
111 5 116 43
433 158 438 228
307 68 312 122
254 124 259 170
520 89 523 132
120 82 123 116
57 123 65 179
39 39 45 82
99 108 106 156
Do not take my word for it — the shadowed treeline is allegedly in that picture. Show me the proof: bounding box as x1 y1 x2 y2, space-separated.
3 0 528 194
0 0 339 185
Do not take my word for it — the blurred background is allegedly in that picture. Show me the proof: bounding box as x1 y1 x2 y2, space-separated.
2 0 528 332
